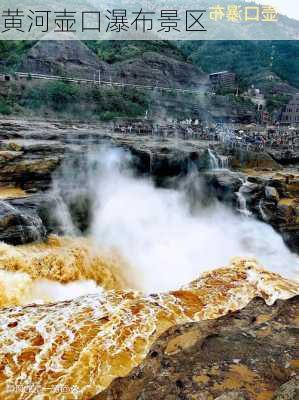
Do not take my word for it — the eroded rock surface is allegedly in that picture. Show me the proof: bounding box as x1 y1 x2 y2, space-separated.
0 119 212 191
241 172 299 252
96 296 299 400
20 41 205 88
273 377 299 400
204 168 299 252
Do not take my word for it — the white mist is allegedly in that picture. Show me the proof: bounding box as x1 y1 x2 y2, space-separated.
91 148 299 293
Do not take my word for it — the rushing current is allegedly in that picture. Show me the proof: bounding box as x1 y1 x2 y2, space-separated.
71 147 299 293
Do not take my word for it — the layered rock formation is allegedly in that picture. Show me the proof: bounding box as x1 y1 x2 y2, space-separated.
20 41 205 89
0 119 211 245
20 40 109 81
0 259 298 399
0 119 211 191
1 118 299 252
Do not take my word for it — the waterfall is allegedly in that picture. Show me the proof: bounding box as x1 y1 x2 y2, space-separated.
148 150 153 174
208 149 229 170
258 199 269 222
219 155 229 169
208 149 219 169
53 194 78 236
24 213 45 242
236 180 252 217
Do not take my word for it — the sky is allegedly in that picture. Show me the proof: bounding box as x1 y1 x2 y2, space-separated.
253 0 299 20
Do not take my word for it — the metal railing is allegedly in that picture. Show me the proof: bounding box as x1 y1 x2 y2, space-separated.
15 72 204 94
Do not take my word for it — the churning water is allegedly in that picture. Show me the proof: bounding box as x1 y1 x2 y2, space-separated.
87 147 299 292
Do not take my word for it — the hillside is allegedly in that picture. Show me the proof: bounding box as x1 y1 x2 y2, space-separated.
0 39 298 121
1 40 298 91
20 40 205 89
179 41 299 90
85 40 186 64
82 40 299 91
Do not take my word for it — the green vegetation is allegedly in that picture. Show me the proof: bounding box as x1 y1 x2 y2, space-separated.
0 99 12 115
0 41 35 72
265 93 292 114
1 80 148 120
21 81 80 111
270 42 299 89
0 39 298 119
179 41 299 89
90 85 148 118
84 40 186 63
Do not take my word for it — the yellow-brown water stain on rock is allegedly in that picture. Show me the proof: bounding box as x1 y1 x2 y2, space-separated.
165 329 200 355
0 186 27 199
213 364 274 399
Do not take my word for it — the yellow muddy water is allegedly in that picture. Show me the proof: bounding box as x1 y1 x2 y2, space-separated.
0 252 298 399
0 235 127 307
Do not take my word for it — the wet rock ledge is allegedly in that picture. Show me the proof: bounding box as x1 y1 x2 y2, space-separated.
95 296 299 400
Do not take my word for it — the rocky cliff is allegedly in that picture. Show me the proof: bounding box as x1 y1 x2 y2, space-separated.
20 40 109 80
20 41 206 88
204 168 299 252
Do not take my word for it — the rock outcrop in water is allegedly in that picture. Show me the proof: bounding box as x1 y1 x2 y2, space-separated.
0 259 297 399
204 168 299 252
0 195 50 244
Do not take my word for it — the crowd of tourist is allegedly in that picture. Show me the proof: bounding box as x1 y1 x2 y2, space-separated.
113 120 299 152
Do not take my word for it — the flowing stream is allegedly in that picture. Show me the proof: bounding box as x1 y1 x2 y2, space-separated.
236 179 252 217
208 149 229 169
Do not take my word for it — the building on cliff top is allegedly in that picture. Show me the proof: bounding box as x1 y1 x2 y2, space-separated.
209 71 236 89
280 93 299 125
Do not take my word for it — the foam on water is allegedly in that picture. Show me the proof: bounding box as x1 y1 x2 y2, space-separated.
0 259 297 399
91 148 299 292
0 269 102 307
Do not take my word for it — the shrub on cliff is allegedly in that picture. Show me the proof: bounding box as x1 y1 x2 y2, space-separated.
0 100 11 115
14 81 148 120
20 81 79 111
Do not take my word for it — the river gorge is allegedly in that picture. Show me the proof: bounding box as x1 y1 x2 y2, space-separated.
0 118 298 399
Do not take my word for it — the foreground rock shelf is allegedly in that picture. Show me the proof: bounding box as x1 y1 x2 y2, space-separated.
0 259 298 400
96 297 299 400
